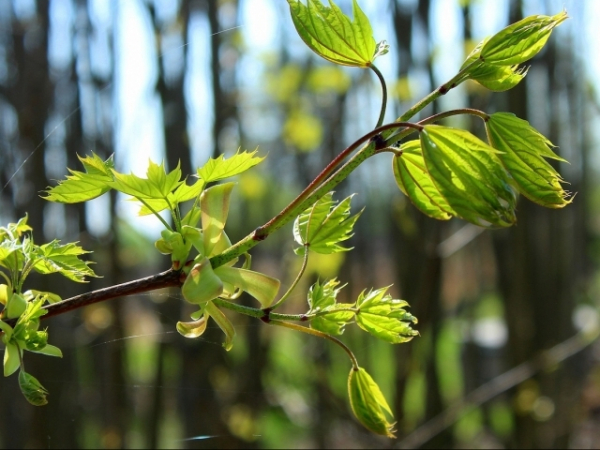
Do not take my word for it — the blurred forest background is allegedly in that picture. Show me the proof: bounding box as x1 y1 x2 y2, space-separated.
1 0 600 448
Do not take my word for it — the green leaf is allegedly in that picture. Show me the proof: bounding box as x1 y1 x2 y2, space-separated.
0 320 13 339
348 367 396 437
44 153 114 203
197 149 265 183
201 182 235 257
311 306 355 336
481 11 567 65
214 266 281 308
3 342 21 377
486 112 572 208
181 206 202 228
0 215 32 240
6 293 27 319
181 257 224 306
0 239 23 273
110 160 182 215
204 301 236 351
306 279 353 335
176 314 208 339
294 192 362 255
27 290 62 305
420 125 518 228
138 178 205 216
30 344 62 358
461 39 528 92
287 0 377 68
393 140 455 220
15 297 47 325
355 287 418 344
18 370 49 406
31 240 97 282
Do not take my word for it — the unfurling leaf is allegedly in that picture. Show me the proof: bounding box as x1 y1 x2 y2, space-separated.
461 39 528 92
182 257 224 306
393 140 454 220
197 149 265 183
44 153 114 203
355 287 418 344
420 125 518 228
348 367 396 437
201 182 235 257
294 192 362 255
481 11 567 65
176 315 208 339
31 240 97 282
485 112 572 208
18 370 49 406
307 279 353 335
214 266 281 308
6 293 27 319
287 0 378 68
3 342 21 377
30 344 62 358
204 301 236 351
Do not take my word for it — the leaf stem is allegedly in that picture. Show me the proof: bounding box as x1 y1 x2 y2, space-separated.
269 320 359 370
269 248 309 311
369 64 387 128
212 297 306 322
138 198 173 231
383 108 490 147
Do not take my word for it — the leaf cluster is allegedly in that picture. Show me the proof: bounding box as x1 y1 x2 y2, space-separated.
306 280 418 343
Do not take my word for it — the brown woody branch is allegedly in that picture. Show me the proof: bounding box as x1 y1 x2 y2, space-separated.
4 268 184 328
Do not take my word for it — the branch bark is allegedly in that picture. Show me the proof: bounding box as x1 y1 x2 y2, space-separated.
4 268 183 328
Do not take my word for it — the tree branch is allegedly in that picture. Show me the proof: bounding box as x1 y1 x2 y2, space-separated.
4 268 183 328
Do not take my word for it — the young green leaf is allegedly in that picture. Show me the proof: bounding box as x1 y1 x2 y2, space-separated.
0 284 7 305
110 160 183 215
287 0 377 68
393 140 455 220
31 240 97 282
197 149 265 183
485 112 572 208
0 215 32 240
138 177 205 216
0 320 13 340
214 266 281 308
293 192 362 255
29 344 62 358
44 153 114 203
3 342 21 377
176 314 208 339
204 301 236 351
420 125 518 228
355 287 418 344
18 370 49 406
6 293 27 319
27 290 62 305
348 367 396 437
201 182 235 257
181 257 224 306
481 11 567 65
461 39 528 92
306 279 353 335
